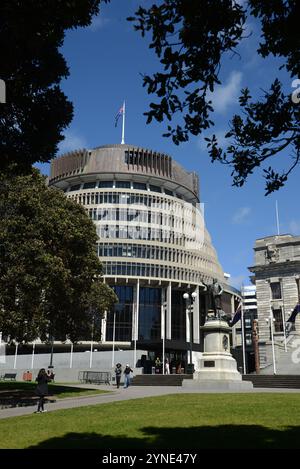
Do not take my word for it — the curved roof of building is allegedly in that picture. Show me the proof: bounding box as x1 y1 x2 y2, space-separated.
50 144 200 204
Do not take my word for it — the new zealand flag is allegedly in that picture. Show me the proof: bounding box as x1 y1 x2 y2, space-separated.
287 303 300 323
230 302 242 327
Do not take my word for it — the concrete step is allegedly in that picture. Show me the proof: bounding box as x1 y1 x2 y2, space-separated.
243 374 300 388
132 374 193 386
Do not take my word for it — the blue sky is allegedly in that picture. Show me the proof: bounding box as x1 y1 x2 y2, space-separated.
39 1 299 288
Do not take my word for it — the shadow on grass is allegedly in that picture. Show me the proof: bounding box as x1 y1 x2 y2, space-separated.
28 425 300 449
0 382 99 409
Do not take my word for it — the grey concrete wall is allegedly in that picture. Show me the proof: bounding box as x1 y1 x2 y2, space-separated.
0 349 147 382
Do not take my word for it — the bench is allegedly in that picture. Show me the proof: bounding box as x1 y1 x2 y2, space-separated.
78 371 111 385
0 373 17 381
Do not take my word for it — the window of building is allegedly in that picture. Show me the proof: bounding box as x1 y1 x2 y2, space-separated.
83 182 96 189
106 286 133 342
270 282 282 300
69 184 81 191
171 290 186 341
115 181 131 189
273 308 284 332
245 332 252 346
149 184 161 193
133 182 147 191
164 189 173 196
99 181 113 188
138 287 161 341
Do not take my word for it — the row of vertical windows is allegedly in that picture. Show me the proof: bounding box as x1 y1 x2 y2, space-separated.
68 183 177 197
96 224 199 247
68 191 194 209
88 207 185 228
106 285 133 342
97 243 213 271
103 261 206 283
139 288 161 340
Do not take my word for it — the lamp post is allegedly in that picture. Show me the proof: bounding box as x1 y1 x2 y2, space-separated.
266 309 277 375
183 291 197 369
49 333 54 369
111 311 116 369
90 314 95 369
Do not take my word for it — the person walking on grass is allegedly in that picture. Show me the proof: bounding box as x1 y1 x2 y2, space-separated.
123 364 133 389
35 368 51 413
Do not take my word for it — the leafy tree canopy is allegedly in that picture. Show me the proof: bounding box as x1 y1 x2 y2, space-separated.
129 0 300 194
0 170 117 343
0 0 108 173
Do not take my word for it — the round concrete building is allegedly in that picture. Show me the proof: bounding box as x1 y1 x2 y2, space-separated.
50 144 239 371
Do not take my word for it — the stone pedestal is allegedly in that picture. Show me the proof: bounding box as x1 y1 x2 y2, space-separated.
182 318 253 391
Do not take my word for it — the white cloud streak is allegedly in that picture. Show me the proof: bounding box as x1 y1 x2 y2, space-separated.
229 274 247 289
232 207 251 224
289 220 300 235
59 130 87 153
208 71 243 113
88 15 110 32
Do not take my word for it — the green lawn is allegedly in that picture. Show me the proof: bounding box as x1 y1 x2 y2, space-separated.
0 381 109 401
1 393 300 448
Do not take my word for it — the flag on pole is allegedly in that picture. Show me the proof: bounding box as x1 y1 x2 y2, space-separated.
287 303 300 323
230 301 242 327
115 103 125 127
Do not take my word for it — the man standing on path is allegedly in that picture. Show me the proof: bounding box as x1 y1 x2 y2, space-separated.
123 364 133 389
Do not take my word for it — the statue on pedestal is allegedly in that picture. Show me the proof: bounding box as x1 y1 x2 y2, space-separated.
205 279 230 323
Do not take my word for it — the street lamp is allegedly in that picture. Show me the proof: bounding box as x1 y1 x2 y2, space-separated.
183 291 197 370
265 309 276 375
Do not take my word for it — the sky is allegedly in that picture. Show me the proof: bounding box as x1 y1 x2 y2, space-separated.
38 0 299 288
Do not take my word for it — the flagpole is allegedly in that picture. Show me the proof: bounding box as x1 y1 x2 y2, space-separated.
241 285 246 374
161 304 165 375
121 100 125 145
275 200 280 235
269 307 277 374
281 303 287 352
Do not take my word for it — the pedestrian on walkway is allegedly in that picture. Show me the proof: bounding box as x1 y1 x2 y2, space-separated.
34 368 51 413
165 358 170 375
115 363 122 388
123 364 133 388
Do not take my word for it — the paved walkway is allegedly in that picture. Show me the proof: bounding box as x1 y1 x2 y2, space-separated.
1 384 299 420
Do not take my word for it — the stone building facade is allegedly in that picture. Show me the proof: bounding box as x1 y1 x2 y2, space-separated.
249 234 300 368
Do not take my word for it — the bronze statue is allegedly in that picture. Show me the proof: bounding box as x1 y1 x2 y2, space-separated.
204 279 230 323
210 278 223 313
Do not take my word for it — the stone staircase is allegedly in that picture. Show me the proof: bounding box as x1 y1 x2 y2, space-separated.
242 374 300 389
131 374 193 386
259 333 300 375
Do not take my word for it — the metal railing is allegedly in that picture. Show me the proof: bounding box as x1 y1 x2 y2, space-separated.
78 371 111 385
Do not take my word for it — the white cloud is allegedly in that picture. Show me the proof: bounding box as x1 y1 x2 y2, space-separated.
208 71 243 113
289 220 300 235
197 129 230 151
232 207 251 224
88 15 110 32
59 130 87 153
